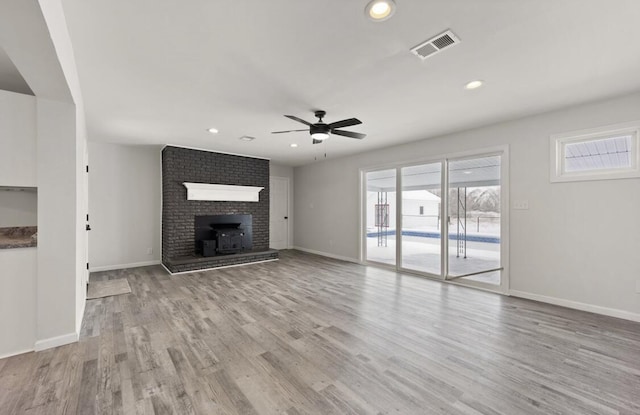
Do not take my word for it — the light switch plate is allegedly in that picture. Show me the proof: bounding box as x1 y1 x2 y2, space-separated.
513 200 529 210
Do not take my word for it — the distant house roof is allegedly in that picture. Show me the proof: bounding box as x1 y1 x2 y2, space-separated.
402 190 440 202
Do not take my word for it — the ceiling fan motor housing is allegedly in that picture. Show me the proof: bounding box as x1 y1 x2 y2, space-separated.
310 123 330 136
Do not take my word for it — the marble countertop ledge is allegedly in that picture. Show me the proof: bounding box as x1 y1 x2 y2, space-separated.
0 226 37 249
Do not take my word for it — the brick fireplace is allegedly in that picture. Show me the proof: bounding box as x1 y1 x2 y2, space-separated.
161 146 277 273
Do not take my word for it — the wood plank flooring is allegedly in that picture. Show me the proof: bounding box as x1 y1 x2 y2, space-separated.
1 250 639 414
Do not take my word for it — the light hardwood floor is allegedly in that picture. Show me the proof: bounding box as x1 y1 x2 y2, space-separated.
1 250 639 414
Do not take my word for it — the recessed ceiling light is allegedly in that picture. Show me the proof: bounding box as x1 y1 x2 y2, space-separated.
239 136 255 141
365 0 396 21
465 80 483 90
207 127 219 134
290 143 298 148
464 170 473 174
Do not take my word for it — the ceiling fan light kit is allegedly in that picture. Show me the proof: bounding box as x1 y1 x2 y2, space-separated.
311 132 329 141
365 0 396 21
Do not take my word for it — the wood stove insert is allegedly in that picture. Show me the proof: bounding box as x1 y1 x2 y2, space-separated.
195 214 252 256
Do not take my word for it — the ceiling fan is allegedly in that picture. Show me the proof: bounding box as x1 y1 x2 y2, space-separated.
272 110 366 144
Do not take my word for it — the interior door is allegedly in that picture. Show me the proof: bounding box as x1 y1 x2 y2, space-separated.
269 176 289 250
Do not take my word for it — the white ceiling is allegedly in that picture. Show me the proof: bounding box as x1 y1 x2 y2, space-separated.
60 0 640 166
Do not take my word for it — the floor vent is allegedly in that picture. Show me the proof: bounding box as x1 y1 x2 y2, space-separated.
410 30 460 60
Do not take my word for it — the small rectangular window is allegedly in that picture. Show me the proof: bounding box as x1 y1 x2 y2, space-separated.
551 122 640 182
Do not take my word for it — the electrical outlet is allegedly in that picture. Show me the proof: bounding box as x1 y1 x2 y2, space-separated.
146 247 153 255
513 200 529 210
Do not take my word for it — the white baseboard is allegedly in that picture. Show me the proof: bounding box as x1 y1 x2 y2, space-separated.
34 332 78 352
292 246 360 264
163 259 279 276
0 347 34 360
509 290 640 323
90 260 161 272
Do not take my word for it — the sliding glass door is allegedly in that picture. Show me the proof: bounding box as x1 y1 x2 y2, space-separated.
365 169 396 266
400 162 442 276
362 151 506 291
446 155 502 285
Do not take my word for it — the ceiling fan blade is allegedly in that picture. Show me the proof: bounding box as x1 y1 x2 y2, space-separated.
332 129 366 139
271 129 308 134
328 118 362 129
284 115 313 126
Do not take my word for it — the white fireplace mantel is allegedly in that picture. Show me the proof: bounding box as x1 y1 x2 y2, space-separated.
182 183 264 202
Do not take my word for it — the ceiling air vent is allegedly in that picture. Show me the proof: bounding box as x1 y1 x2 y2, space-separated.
410 30 460 60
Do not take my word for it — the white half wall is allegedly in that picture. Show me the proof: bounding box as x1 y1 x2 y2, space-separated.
0 248 36 358
294 92 640 318
270 163 294 248
88 142 161 270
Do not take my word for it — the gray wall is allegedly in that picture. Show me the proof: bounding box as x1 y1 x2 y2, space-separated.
162 146 270 262
294 92 640 319
0 90 36 187
270 163 294 178
36 97 83 346
88 142 161 269
0 190 37 227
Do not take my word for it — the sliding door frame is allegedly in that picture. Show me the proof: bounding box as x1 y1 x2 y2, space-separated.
444 148 510 294
361 155 446 279
360 145 510 294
